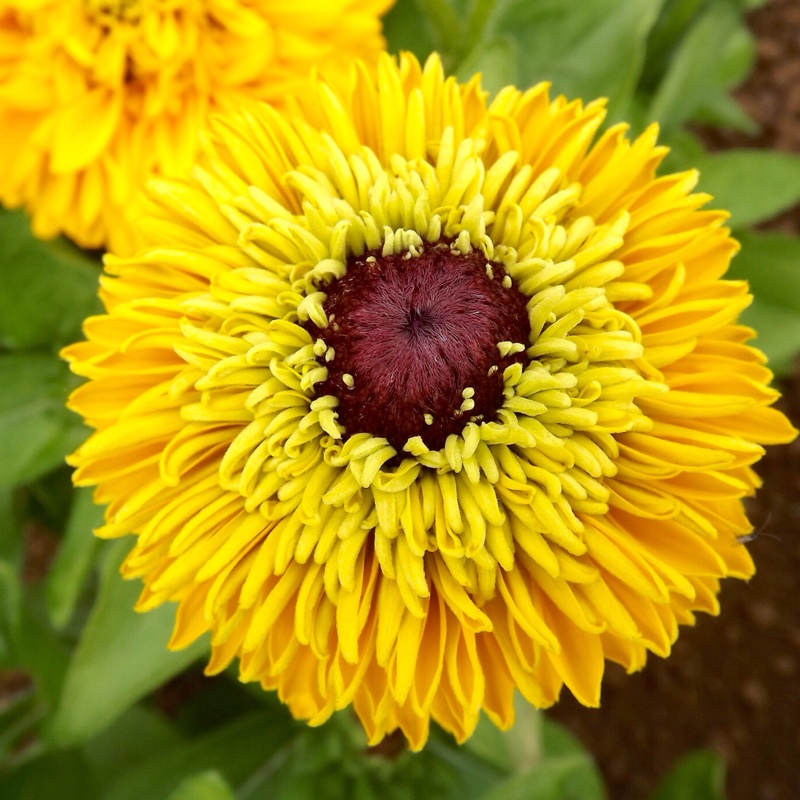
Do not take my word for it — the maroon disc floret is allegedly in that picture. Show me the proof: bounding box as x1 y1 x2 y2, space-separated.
306 242 531 452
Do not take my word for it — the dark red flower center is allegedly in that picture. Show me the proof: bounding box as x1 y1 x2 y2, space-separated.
307 242 531 452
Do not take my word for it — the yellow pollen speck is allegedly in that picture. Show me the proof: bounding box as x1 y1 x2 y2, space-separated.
462 387 475 399
502 275 513 289
485 265 494 280
325 347 335 362
488 365 499 376
366 256 377 264
460 398 475 412
342 373 355 388
423 413 434 425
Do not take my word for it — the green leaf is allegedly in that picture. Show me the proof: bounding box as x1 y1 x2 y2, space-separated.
659 128 708 174
744 306 800 378
0 559 22 669
0 488 24 566
478 752 605 800
103 709 297 800
6 589 71 709
81 705 182 789
0 749 99 800
49 539 209 746
648 1 741 130
694 150 800 228
166 771 236 800
0 208 101 352
456 34 520 97
425 735 507 800
412 0 465 64
640 0 708 92
540 716 587 757
540 718 606 800
0 559 24 660
649 750 725 800
462 714 515 774
382 0 437 64
713 21 754 88
458 0 666 121
235 724 341 800
46 486 104 629
728 231 800 309
725 230 800 374
0 685 42 764
0 424 73 696
456 712 606 800
692 92 758 135
503 694 544 772
0 353 87 488
0 554 69 706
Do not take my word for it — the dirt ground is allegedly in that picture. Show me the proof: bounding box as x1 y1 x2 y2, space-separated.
548 2 800 798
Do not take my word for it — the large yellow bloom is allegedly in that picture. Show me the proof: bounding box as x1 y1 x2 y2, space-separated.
64 53 796 749
0 0 393 253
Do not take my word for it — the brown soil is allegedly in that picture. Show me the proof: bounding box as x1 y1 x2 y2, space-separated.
548 3 800 798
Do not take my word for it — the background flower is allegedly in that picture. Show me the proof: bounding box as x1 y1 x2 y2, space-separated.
0 0 393 253
63 52 796 750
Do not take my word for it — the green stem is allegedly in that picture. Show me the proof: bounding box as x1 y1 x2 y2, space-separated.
509 699 543 771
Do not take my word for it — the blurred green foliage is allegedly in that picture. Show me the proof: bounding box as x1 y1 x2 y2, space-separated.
0 0 795 797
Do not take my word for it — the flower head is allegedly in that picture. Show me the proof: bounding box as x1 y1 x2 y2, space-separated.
64 53 796 749
0 0 393 252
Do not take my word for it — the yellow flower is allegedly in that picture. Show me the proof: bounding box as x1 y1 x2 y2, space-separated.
63 53 796 750
0 0 393 253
